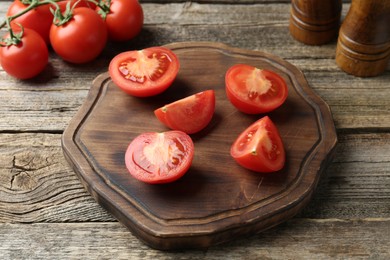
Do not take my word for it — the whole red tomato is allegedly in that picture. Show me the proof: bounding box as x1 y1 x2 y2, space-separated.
0 28 48 79
58 0 97 11
97 0 144 41
50 7 108 64
6 0 53 44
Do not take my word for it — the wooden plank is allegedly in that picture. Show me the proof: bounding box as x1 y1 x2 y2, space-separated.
301 133 390 218
0 133 114 222
0 2 352 60
0 2 388 132
1 58 389 132
0 1 352 3
0 218 388 259
0 0 385 257
0 132 388 223
1 70 389 132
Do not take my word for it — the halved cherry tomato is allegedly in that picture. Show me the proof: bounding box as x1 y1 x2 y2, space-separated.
154 90 215 134
225 64 288 114
231 116 285 173
109 47 179 97
125 131 194 184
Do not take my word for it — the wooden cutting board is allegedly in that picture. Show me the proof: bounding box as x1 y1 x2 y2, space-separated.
62 42 337 250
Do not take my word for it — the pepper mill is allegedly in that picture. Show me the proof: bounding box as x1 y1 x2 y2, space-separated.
289 0 342 45
336 0 390 77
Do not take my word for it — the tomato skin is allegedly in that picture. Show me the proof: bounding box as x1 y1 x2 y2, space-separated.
0 29 48 79
225 64 288 114
154 90 216 134
231 116 285 173
97 0 144 42
109 47 180 97
125 131 194 184
58 0 97 11
49 7 107 64
6 0 53 44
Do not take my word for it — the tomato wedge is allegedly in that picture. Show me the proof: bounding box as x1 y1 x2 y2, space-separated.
154 90 215 134
125 131 194 184
231 116 285 173
109 47 179 97
225 64 288 114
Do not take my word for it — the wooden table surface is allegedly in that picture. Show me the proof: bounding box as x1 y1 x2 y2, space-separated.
0 0 389 259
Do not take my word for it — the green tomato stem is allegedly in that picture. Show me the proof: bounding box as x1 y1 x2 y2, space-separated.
0 0 61 45
0 0 104 46
96 0 111 19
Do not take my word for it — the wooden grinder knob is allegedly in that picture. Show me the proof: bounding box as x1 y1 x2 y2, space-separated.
289 0 342 45
336 0 390 77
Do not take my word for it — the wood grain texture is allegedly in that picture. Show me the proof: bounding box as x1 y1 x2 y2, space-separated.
0 219 388 259
1 132 388 223
62 42 337 249
0 2 389 132
290 0 342 45
0 0 388 257
336 0 390 76
0 133 113 223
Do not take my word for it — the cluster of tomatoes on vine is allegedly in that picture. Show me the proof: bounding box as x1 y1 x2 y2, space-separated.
0 0 143 79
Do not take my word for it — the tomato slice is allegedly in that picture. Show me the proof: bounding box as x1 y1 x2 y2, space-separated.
225 64 288 114
231 116 285 173
125 131 194 184
154 90 215 134
109 47 179 97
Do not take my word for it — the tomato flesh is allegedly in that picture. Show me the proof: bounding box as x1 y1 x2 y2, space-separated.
231 116 285 173
125 131 194 184
225 64 288 114
109 47 179 97
154 90 215 134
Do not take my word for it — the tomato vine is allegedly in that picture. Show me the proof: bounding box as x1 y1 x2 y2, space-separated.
0 0 109 46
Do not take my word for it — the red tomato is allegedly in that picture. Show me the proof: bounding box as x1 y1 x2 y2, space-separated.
154 90 216 134
6 0 53 44
58 0 97 11
109 47 180 97
230 116 285 173
125 131 194 184
225 64 288 114
97 0 144 42
49 7 107 64
0 28 48 79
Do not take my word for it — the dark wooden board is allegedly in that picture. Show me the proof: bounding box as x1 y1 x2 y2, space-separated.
62 42 337 250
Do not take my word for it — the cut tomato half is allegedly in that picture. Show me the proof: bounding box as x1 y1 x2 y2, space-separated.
231 116 285 173
154 90 216 134
109 46 179 97
225 64 288 114
125 131 194 184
